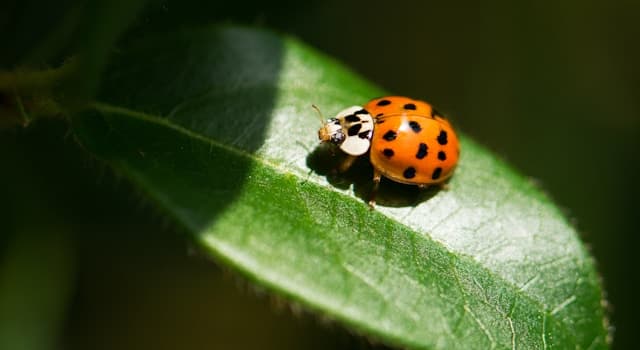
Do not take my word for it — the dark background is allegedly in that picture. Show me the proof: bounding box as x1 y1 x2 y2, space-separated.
1 0 638 349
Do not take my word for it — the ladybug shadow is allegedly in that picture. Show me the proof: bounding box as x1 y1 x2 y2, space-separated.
306 144 441 208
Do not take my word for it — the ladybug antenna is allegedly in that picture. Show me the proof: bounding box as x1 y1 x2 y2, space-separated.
312 104 325 125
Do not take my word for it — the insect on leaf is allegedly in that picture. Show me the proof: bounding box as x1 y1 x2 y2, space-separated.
72 26 609 350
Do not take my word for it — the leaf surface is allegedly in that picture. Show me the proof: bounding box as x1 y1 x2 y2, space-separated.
72 26 608 349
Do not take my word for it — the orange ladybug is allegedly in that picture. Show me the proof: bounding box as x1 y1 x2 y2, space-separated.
317 96 460 206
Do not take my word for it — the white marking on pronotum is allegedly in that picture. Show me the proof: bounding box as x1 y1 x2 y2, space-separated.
317 105 373 156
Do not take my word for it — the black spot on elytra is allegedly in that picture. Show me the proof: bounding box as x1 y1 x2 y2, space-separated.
432 167 442 180
358 130 371 139
348 124 362 136
403 167 416 179
355 109 368 115
416 143 428 159
438 151 447 161
437 130 448 145
377 99 391 106
404 103 417 110
345 114 360 122
409 121 422 133
383 130 397 141
382 148 394 158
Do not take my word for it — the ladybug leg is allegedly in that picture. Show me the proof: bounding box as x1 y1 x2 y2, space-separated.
337 155 357 173
368 169 382 208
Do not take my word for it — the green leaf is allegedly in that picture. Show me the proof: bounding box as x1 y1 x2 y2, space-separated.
72 26 609 349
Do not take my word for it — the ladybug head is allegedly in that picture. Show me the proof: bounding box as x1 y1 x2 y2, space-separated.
318 118 346 145
314 105 345 145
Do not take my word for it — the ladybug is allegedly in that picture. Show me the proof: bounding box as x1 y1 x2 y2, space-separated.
317 96 460 206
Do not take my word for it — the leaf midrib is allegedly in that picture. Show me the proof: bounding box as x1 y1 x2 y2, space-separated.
86 100 581 348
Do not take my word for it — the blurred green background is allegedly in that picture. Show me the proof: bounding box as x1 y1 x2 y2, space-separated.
1 0 638 349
